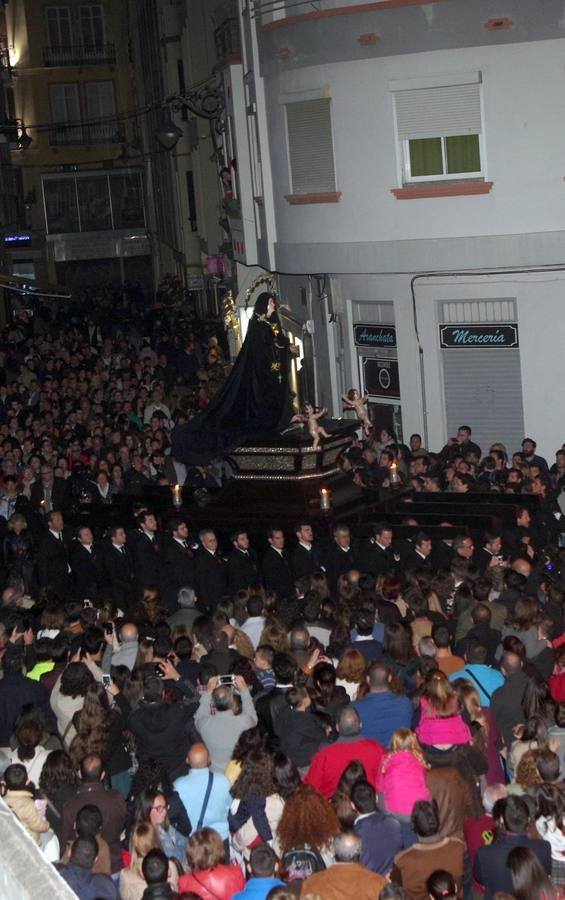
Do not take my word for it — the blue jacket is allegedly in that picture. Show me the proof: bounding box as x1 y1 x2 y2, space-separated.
354 811 403 875
232 877 286 900
173 768 232 840
57 865 117 900
353 691 412 748
448 664 504 707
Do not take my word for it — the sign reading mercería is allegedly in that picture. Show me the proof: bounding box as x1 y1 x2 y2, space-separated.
354 324 396 349
439 323 519 349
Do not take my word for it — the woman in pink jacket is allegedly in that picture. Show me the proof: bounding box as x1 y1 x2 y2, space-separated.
377 728 431 818
415 670 472 749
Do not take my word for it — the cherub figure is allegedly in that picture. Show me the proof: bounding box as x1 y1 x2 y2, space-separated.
342 388 372 436
304 402 330 450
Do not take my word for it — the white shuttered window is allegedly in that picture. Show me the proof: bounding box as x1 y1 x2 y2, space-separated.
286 98 336 194
392 73 483 182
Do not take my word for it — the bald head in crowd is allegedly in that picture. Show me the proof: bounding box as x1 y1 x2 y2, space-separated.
188 742 210 769
338 706 362 737
120 623 138 643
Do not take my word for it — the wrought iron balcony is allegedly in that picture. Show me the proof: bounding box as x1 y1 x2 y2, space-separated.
49 121 121 146
43 43 116 67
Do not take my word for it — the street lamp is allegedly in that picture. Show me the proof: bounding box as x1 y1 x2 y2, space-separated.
155 110 183 150
154 74 225 151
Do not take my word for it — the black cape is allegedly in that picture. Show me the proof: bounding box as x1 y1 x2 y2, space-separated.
172 295 292 463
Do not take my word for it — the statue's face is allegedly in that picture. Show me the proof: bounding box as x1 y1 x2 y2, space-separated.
267 297 275 317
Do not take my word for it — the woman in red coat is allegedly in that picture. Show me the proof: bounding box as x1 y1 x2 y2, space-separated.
178 827 245 900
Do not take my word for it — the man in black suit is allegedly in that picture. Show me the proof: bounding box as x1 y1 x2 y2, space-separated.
401 530 433 573
289 521 319 581
503 505 541 557
69 525 103 600
160 518 195 614
37 510 70 598
30 464 67 512
357 522 395 578
474 530 504 576
194 528 226 614
322 524 357 592
262 527 294 599
129 510 162 593
99 525 135 610
430 522 455 570
393 518 419 571
226 528 259 594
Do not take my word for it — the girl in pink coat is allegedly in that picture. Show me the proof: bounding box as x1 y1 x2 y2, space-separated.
377 728 431 817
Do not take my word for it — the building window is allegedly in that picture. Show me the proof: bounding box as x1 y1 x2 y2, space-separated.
44 4 113 65
43 178 80 233
49 83 82 144
42 171 145 234
110 173 145 230
49 81 118 144
285 97 336 194
46 6 72 48
79 4 105 48
84 81 118 141
77 175 112 231
186 171 197 232
394 76 483 183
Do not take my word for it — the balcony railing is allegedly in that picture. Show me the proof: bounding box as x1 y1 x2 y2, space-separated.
43 43 116 66
49 121 121 146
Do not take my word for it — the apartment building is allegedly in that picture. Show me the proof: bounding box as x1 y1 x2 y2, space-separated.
6 0 151 288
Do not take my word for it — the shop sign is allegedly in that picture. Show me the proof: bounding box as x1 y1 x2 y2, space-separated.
354 323 396 349
439 323 519 348
4 233 31 245
363 357 400 399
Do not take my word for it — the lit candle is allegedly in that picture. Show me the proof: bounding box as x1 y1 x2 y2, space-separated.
320 487 331 511
40 499 46 514
390 463 400 484
172 484 182 507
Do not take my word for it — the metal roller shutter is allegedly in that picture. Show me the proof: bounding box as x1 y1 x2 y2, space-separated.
395 82 482 140
442 348 524 456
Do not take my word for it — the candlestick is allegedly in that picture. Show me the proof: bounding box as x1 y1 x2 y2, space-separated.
172 484 182 508
320 487 331 511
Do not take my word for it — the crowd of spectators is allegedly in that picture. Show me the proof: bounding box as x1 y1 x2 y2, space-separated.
2 296 565 899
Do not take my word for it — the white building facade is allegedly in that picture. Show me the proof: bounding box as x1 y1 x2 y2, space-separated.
222 0 565 459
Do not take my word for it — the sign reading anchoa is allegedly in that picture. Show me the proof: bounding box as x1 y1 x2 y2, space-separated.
354 323 397 349
439 323 519 349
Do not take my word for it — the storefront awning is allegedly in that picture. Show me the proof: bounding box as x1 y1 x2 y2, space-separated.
0 273 72 299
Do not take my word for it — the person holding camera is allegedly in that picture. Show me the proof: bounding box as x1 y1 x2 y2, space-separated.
194 675 258 773
127 659 200 780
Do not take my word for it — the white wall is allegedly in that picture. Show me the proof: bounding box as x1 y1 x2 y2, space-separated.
262 38 565 249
